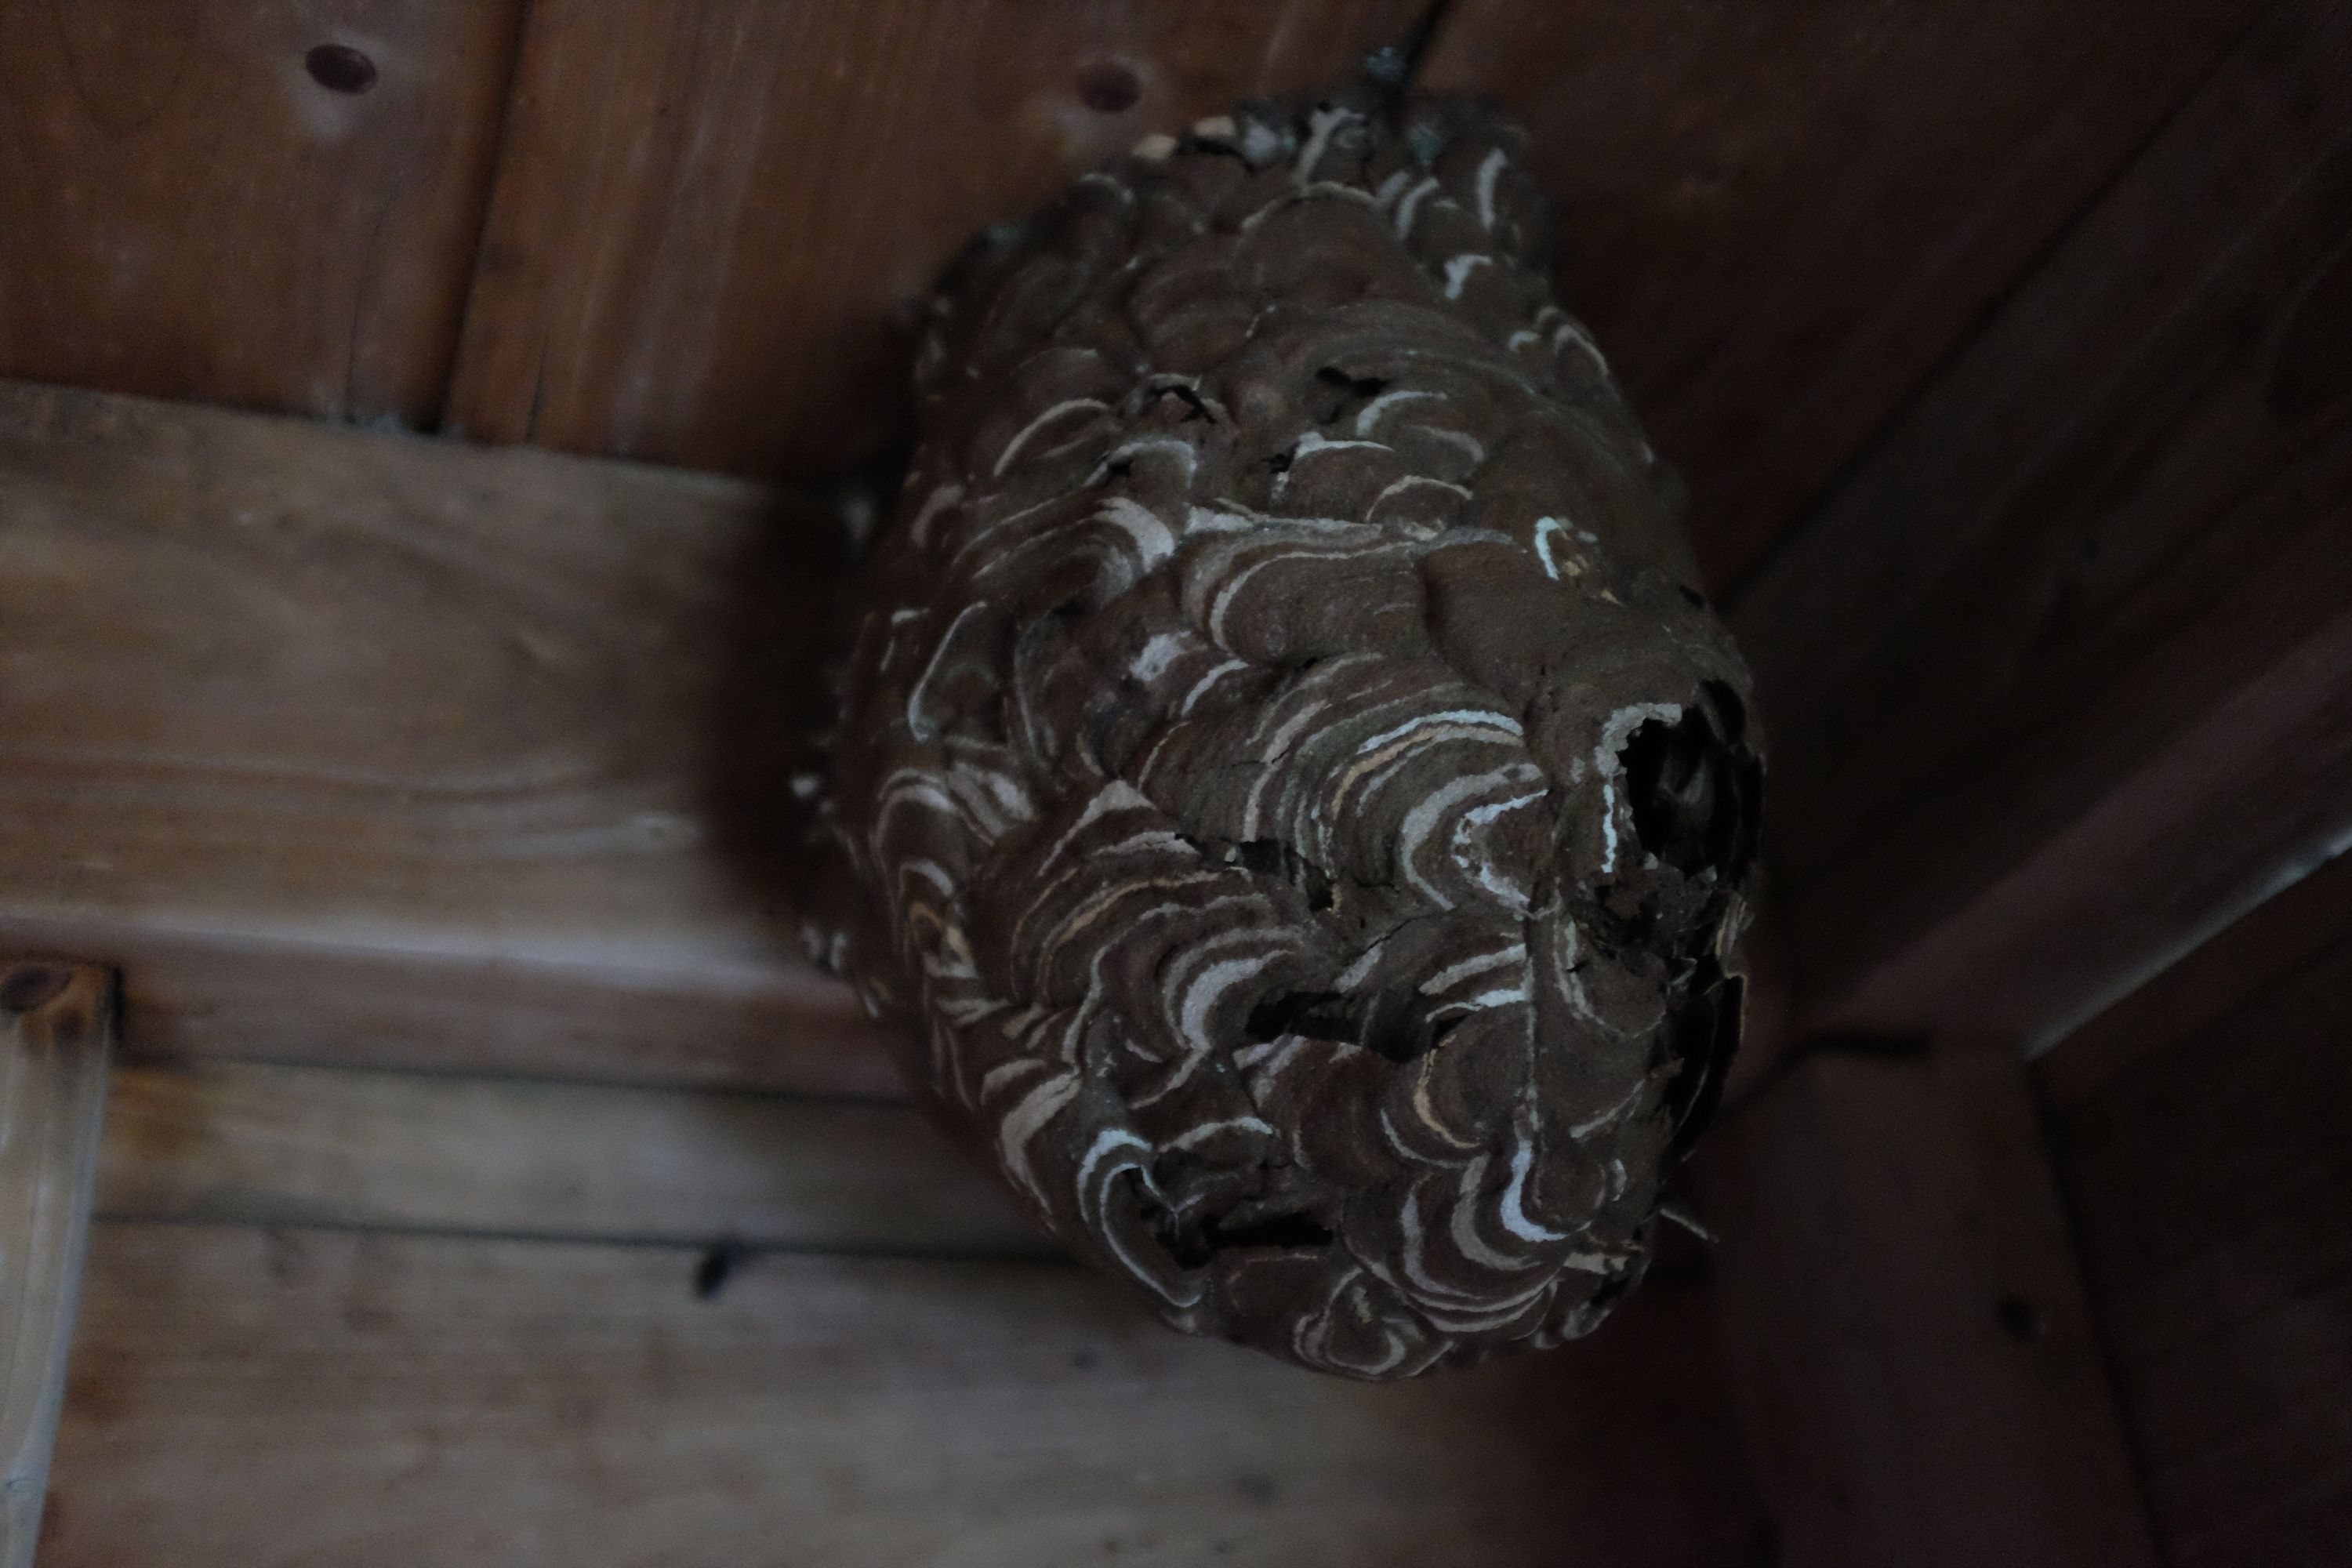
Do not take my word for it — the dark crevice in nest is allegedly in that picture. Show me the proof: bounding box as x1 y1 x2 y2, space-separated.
1129 1171 1338 1269
1178 832 1337 911
1618 701 1761 884
1243 986 1456 1064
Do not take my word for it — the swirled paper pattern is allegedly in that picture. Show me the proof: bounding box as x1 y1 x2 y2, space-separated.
805 89 1763 1377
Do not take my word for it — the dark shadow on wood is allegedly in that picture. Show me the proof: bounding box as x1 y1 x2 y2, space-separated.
699 456 904 957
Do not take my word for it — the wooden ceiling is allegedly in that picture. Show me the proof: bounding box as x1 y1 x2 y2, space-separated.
0 0 2268 588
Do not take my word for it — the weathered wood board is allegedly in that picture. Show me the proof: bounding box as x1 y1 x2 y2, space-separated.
4 3 2259 593
0 381 891 1094
1730 0 2352 1047
95 1060 1044 1259
442 0 1429 474
0 0 524 426
1418 0 2267 586
45 1223 1765 1566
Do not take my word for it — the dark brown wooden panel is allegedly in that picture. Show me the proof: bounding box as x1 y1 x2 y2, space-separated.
0 381 891 1094
1728 0 2352 1043
47 1223 1764 1565
0 1 524 426
1419 0 2263 587
2045 895 2352 1568
1697 1041 2157 1567
443 0 1428 476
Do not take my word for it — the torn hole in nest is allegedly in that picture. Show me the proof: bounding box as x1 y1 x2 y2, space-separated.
1244 989 1352 1044
1151 381 1214 421
1316 365 1390 397
1134 1176 1337 1267
1184 833 1336 910
1314 365 1392 424
1617 704 1759 880
1244 987 1454 1063
1203 1210 1335 1252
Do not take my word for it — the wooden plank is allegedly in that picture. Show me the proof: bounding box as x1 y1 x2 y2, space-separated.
93 930 899 1098
1726 0 2352 1043
95 1060 1045 1258
45 1223 1765 1566
2045 921 2352 1568
1694 1040 2158 1568
442 0 1427 474
1418 0 2264 586
2036 843 2352 1112
0 964 111 1568
0 1 524 426
0 380 895 1094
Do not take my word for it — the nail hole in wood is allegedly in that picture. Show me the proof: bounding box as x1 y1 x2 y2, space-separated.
693 1243 744 1301
304 43 377 95
1077 60 1141 114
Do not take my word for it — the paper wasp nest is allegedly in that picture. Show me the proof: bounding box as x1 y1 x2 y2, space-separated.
805 89 1762 1377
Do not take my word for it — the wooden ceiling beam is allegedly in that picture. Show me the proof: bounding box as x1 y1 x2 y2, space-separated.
0 383 893 1096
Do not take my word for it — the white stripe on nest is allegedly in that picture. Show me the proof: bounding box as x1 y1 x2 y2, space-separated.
991 397 1108 477
1094 495 1175 570
1474 147 1508 230
1443 254 1493 299
1353 388 1442 436
1393 176 1440 239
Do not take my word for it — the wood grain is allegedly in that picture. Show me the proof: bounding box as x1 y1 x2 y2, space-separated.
1695 1040 2157 1568
1419 0 2264 587
0 963 111 1568
46 1223 1765 1566
0 380 893 1093
0 0 524 426
1727 0 2352 1044
89 929 901 1098
2046 909 2352 1568
95 1060 1044 1258
442 0 1427 474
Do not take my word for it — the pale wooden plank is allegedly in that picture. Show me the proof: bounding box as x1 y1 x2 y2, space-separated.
92 931 901 1098
0 2 524 425
1726 0 2352 1044
1418 0 2264 586
442 0 1428 474
2035 844 2352 1112
0 381 896 1093
45 1223 1764 1566
95 1060 1044 1258
1694 1041 2158 1568
0 964 111 1568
